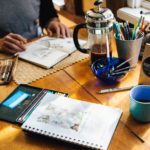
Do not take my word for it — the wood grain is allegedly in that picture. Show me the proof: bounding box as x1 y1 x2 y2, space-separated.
0 7 150 150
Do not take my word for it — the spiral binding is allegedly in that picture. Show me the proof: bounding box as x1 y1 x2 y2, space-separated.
22 125 103 149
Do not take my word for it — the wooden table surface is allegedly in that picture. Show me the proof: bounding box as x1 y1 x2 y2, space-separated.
0 14 150 149
0 47 150 150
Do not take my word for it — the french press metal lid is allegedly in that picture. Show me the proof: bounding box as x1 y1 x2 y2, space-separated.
85 0 115 34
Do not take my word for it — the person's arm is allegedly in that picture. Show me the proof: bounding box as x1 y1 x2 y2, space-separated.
40 0 70 38
39 0 58 28
0 33 27 54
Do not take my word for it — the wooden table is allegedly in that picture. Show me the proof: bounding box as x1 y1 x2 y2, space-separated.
0 39 150 150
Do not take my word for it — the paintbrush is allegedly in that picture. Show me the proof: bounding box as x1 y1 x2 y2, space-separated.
112 65 135 73
111 57 136 74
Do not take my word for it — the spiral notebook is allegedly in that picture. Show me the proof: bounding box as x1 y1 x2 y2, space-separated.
21 93 122 150
19 36 86 69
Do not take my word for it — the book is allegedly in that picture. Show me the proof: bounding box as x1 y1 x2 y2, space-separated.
21 93 122 150
19 36 86 69
0 84 68 123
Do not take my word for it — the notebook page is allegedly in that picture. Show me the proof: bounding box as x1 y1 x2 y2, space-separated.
19 37 86 69
36 36 86 54
22 93 122 150
19 43 68 69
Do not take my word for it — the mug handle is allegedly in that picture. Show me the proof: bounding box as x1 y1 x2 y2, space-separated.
73 23 89 53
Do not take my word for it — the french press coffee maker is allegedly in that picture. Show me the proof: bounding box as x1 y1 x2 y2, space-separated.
73 0 115 64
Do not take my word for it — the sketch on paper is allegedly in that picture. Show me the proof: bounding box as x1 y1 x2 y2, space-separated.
37 103 88 132
26 37 75 59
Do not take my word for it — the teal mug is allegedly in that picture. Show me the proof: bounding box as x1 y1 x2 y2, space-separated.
130 85 150 122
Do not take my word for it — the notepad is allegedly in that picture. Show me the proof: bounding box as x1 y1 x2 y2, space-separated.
19 37 86 69
0 84 68 123
21 93 122 150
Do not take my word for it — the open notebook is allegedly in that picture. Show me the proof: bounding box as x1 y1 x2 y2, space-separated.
19 37 86 69
21 93 122 150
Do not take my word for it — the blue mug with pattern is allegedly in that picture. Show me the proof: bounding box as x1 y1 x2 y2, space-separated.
130 85 150 122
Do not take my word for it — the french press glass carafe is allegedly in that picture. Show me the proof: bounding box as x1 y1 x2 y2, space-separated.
73 0 115 64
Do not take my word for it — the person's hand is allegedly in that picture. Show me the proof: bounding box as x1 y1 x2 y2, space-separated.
47 18 70 38
0 33 27 54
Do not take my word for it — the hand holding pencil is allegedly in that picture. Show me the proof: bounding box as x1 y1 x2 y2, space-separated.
0 33 27 54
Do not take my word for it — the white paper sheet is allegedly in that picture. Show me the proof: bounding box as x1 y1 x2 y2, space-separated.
22 93 122 150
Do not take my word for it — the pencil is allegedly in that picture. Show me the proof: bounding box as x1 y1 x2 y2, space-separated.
132 16 143 40
140 17 145 29
2 61 8 80
119 26 125 40
4 61 13 83
98 86 134 94
135 23 147 39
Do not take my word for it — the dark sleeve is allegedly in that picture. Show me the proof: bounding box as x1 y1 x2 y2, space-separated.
39 0 58 28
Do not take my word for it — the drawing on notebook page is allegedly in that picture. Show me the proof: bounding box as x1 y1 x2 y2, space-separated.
22 93 122 150
37 103 89 132
19 36 86 68
37 37 74 52
30 46 54 59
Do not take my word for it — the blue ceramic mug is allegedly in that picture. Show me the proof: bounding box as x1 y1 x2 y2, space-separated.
130 85 150 122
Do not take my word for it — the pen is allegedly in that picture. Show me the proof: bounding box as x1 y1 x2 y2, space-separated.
133 26 140 40
120 24 126 40
124 22 130 40
126 22 132 40
98 86 134 94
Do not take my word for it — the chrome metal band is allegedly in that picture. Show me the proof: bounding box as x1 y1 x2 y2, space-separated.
87 25 113 34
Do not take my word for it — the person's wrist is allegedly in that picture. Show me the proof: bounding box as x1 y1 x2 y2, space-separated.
45 17 60 30
49 17 60 23
47 17 60 27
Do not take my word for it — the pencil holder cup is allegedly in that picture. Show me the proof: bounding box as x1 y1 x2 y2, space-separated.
130 85 150 122
115 33 144 67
